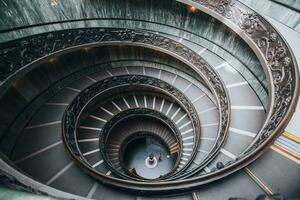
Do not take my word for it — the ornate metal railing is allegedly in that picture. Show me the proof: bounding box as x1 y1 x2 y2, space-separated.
63 75 201 178
179 0 299 155
0 0 298 195
99 108 183 180
0 28 230 188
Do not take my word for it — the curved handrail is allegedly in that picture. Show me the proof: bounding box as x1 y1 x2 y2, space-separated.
64 76 200 179
6 0 299 191
99 109 182 180
0 28 230 193
178 0 299 154
0 0 297 195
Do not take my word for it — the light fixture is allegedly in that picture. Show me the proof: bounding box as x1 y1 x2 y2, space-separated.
48 58 56 64
190 6 196 13
51 0 57 7
84 47 92 53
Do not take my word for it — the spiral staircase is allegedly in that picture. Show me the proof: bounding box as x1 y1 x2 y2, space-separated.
0 0 299 200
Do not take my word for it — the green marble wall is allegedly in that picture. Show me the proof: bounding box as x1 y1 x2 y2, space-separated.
240 0 300 33
0 0 265 90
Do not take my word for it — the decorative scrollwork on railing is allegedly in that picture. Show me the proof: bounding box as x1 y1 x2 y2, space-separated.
63 75 204 178
98 108 183 180
190 0 298 157
0 0 297 194
0 28 229 176
100 108 183 153
195 0 235 19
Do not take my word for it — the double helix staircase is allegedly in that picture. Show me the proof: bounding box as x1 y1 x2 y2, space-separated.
0 1 299 200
